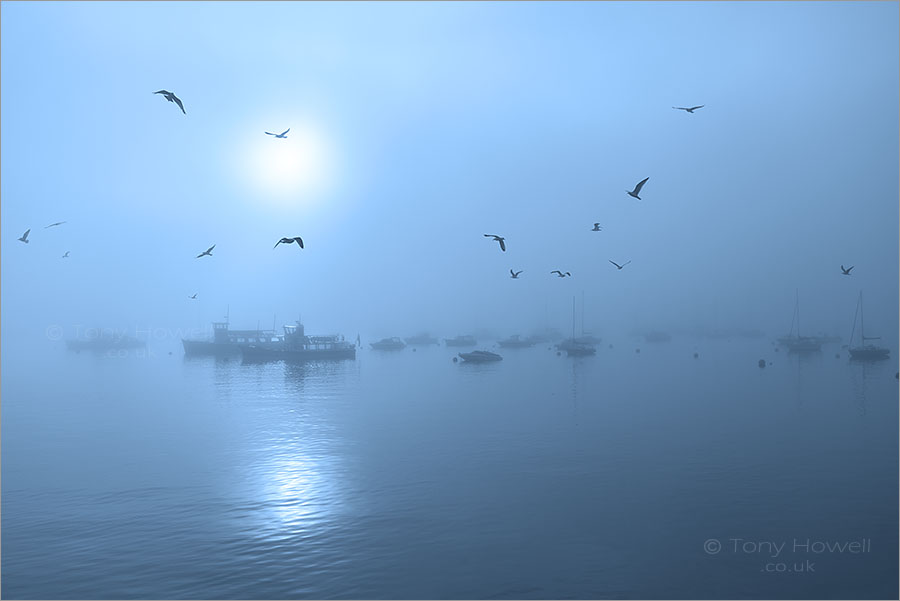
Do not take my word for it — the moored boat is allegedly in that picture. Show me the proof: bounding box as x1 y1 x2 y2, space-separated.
370 337 406 350
848 292 890 362
67 331 145 352
182 309 278 356
404 333 440 346
445 335 477 347
497 335 534 348
241 322 356 362
458 350 503 363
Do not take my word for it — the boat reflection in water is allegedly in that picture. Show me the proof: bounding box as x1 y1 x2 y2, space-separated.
241 322 356 363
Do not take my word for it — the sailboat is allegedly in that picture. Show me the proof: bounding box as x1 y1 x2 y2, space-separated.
848 291 890 361
564 296 596 356
783 290 822 353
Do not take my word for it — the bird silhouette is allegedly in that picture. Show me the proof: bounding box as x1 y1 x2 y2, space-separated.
592 223 602 231
45 221 66 228
484 234 506 252
18 229 30 243
510 269 523 279
551 270 571 278
609 260 631 270
673 105 704 113
274 237 304 249
196 244 215 258
626 177 649 200
841 265 854 276
265 128 290 138
189 293 198 299
62 251 70 258
154 90 185 114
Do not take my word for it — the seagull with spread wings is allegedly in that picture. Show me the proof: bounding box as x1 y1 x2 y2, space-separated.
274 237 304 249
841 265 854 276
265 128 290 138
551 270 571 278
196 244 215 258
154 90 186 114
510 269 523 279
609 260 631 270
45 221 67 228
673 105 704 113
18 229 30 243
592 223 602 231
484 234 506 252
626 177 649 200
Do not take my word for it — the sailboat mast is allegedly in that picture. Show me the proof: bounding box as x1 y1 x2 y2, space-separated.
859 291 865 342
795 289 801 338
581 290 585 336
572 296 576 340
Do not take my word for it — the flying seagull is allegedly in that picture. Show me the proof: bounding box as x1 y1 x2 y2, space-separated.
510 269 523 279
18 229 30 243
274 236 304 249
265 128 290 138
673 105 704 113
626 177 649 200
609 260 632 270
189 293 198 299
484 234 506 252
841 265 854 276
196 244 215 258
153 90 185 114
62 251 70 258
45 221 67 228
551 270 571 278
592 223 602 231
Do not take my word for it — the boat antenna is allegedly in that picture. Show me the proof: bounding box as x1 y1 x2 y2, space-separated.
225 305 230 327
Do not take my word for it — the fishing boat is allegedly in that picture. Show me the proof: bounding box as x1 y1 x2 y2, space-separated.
240 322 356 362
370 337 406 350
497 335 534 348
458 350 503 363
445 335 477 347
848 292 890 361
67 330 145 352
781 291 822 353
182 308 279 356
404 333 440 346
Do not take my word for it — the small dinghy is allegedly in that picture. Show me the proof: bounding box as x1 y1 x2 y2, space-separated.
458 350 503 363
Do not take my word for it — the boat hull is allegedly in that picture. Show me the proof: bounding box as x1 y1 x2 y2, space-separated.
241 345 357 363
458 351 502 363
848 347 890 361
182 339 241 356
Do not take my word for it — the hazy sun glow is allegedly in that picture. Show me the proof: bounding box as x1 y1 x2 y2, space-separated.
243 124 333 205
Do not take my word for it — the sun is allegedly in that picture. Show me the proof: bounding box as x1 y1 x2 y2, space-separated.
243 124 333 204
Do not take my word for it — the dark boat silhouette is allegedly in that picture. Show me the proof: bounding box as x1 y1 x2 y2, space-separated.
241 322 356 362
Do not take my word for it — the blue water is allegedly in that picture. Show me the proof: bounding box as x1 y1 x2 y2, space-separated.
2 339 897 599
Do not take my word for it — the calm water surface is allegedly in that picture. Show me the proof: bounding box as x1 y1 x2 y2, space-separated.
2 338 897 599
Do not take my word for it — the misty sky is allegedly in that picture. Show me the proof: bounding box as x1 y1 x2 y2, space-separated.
2 1 897 343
